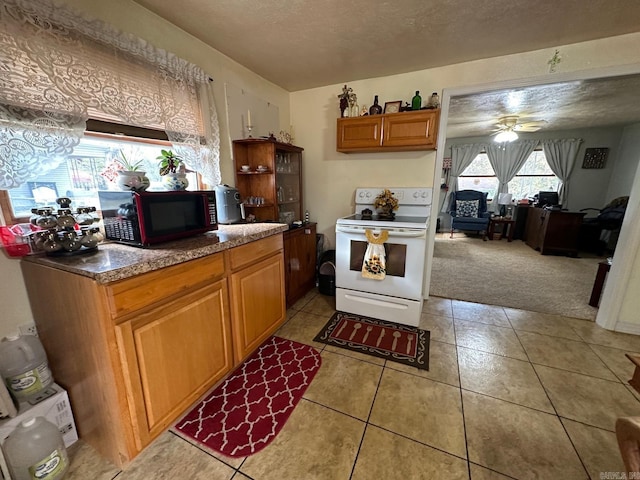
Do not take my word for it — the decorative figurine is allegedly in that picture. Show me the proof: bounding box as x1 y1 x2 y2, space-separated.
337 84 353 117
349 92 358 117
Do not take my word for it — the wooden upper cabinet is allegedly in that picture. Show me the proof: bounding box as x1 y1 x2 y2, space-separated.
383 110 439 149
336 109 440 153
336 115 383 151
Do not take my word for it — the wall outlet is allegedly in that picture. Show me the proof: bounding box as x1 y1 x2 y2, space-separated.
19 322 38 337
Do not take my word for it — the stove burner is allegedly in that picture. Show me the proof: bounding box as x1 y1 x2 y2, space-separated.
361 208 373 220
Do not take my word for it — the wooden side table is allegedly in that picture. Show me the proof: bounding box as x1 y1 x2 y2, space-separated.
488 218 515 242
589 260 611 307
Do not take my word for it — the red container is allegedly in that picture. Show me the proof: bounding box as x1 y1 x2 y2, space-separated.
0 226 33 257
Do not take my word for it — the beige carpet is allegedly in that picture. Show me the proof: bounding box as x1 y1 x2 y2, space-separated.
430 234 603 320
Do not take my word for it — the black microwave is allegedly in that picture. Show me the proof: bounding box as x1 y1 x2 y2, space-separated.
98 190 217 247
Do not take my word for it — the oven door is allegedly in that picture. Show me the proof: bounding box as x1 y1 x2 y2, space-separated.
335 224 427 300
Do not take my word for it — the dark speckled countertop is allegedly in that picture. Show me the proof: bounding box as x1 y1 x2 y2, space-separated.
21 223 289 284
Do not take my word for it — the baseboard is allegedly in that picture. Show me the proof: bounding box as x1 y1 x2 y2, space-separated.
613 321 640 336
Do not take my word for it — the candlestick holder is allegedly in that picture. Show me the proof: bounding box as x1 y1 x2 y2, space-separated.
246 124 253 138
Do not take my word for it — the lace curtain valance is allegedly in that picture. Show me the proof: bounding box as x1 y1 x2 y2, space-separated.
0 0 221 188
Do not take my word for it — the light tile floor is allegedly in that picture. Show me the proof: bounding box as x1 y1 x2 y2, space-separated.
66 291 640 480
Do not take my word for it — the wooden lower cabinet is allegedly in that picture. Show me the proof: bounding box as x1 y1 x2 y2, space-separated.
20 235 286 468
284 223 317 307
229 237 286 363
115 280 232 449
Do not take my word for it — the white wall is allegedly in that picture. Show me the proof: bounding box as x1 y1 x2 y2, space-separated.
607 124 640 330
607 123 640 200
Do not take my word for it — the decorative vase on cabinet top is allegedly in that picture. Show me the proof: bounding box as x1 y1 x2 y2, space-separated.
162 173 189 191
117 171 150 192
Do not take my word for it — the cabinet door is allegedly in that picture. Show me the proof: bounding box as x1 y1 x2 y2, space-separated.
337 116 383 152
233 139 304 223
116 280 233 448
284 224 317 307
230 253 286 363
383 110 439 149
276 149 303 223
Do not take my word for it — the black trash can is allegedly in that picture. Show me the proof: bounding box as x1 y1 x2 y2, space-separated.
318 250 336 296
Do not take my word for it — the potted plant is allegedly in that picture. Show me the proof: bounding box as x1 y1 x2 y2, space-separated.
157 149 188 190
374 189 399 219
115 151 150 192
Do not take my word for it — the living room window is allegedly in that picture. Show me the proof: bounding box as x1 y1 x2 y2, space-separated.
458 150 559 201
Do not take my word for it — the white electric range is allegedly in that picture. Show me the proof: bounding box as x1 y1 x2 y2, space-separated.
335 187 432 326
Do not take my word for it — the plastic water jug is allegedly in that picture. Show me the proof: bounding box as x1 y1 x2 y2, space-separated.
0 334 53 402
2 416 69 480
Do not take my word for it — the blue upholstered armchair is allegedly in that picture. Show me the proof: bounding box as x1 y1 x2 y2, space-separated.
449 190 491 240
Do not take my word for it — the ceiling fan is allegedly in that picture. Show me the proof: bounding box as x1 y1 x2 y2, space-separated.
492 115 546 142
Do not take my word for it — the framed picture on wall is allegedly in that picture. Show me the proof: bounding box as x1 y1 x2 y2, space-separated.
582 148 609 169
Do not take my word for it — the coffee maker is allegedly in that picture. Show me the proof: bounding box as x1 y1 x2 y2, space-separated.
214 185 244 224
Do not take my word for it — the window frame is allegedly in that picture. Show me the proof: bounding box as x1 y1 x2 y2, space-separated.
0 122 204 224
458 149 559 201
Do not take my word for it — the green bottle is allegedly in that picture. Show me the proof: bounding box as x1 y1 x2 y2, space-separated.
411 91 422 110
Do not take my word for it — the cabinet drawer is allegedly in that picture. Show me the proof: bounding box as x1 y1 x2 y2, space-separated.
106 253 225 318
229 234 283 271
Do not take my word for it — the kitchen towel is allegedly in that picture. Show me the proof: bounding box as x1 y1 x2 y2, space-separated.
361 229 388 280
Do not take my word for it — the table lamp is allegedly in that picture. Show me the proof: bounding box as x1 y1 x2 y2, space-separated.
498 193 513 217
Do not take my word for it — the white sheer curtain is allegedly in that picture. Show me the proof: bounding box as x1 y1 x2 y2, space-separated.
441 143 484 213
485 140 539 212
541 139 583 208
0 0 221 188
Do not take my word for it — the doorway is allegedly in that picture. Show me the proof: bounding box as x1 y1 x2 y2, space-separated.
425 65 640 332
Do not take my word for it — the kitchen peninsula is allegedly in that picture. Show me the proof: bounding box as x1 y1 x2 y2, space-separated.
20 223 288 467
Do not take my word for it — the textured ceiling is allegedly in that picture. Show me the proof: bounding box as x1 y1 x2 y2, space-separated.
447 74 640 138
131 0 640 137
132 0 640 92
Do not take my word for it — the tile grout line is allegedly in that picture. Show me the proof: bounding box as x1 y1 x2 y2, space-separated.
451 314 473 480
167 429 246 473
517 333 593 479
347 360 386 480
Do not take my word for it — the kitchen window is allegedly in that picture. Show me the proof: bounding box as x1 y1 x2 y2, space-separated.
0 128 201 224
0 0 221 226
458 150 559 201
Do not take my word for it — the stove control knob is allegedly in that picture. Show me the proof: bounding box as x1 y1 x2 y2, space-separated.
413 191 419 198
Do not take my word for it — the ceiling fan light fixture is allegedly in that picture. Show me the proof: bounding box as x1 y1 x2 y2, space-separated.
495 130 519 143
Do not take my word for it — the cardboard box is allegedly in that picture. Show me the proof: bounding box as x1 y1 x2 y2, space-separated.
0 384 77 479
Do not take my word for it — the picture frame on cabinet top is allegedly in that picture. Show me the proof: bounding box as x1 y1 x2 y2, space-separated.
383 101 402 114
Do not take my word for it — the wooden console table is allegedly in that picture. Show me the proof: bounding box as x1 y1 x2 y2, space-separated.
524 207 586 256
488 217 515 242
589 260 611 307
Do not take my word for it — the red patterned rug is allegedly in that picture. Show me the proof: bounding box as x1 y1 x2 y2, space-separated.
173 336 321 457
314 311 430 370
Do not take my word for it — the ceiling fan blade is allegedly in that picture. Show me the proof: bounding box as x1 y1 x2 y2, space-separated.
514 125 542 132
